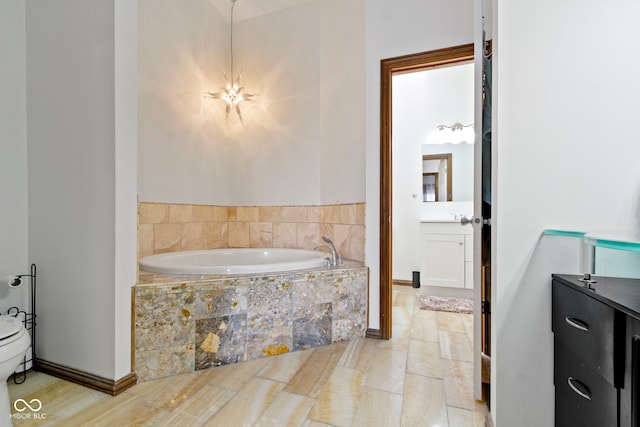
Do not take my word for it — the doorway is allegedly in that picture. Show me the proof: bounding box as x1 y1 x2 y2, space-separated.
378 43 474 340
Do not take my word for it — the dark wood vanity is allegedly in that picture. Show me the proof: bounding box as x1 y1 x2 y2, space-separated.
552 274 640 426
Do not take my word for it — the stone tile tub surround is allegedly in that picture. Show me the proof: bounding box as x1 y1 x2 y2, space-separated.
137 202 365 262
134 263 368 382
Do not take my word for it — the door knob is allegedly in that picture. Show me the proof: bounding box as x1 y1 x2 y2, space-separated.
460 216 492 226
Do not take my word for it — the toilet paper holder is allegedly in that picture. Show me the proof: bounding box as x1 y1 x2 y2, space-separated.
6 263 37 384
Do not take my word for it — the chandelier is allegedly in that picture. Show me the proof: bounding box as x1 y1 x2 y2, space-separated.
204 0 255 124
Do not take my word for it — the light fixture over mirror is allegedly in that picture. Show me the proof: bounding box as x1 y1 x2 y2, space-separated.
428 122 474 145
204 0 256 124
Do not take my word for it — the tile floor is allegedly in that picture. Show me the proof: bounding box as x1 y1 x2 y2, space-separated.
8 285 488 426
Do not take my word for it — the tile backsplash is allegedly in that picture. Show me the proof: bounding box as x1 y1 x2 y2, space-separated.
138 202 365 262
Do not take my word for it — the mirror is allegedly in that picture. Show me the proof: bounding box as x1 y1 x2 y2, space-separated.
422 143 473 202
422 154 452 202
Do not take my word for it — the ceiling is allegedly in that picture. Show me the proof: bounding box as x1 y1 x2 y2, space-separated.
209 0 314 22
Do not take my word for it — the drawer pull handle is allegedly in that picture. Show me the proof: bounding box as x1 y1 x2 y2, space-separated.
565 316 589 332
567 377 592 400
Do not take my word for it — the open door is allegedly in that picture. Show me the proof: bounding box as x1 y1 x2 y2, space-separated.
472 8 493 404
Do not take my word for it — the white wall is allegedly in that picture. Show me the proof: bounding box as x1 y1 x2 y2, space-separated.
138 0 365 207
493 0 640 424
0 0 29 313
392 66 474 281
365 0 474 328
27 0 136 380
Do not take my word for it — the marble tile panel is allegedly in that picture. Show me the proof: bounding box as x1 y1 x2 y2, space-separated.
135 343 195 382
203 222 228 248
339 204 358 224
282 206 308 222
181 222 204 251
212 205 229 221
227 222 250 247
320 205 341 223
169 204 193 223
196 314 247 369
137 223 154 258
227 206 237 221
139 202 168 224
293 302 332 350
273 222 297 248
250 221 273 247
237 206 259 222
135 316 192 352
254 391 315 427
292 277 333 306
246 320 293 360
154 223 182 253
193 204 215 222
297 223 321 249
401 373 448 427
306 206 321 222
259 205 282 222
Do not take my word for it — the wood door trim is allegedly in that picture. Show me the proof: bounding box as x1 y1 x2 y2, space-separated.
379 43 474 340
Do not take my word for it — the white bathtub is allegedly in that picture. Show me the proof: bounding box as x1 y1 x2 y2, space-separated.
138 248 331 275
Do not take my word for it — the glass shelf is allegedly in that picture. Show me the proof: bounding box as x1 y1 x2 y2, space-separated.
543 228 640 284
543 229 640 253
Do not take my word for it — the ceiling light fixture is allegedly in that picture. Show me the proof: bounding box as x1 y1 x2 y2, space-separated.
204 0 255 124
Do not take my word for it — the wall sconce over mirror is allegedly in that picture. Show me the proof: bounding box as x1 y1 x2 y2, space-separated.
422 154 452 202
428 122 474 145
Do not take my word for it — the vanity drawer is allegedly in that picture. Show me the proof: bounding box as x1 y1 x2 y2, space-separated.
552 280 619 386
554 340 618 427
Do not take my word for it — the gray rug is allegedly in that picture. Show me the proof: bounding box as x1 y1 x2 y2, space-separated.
419 295 473 314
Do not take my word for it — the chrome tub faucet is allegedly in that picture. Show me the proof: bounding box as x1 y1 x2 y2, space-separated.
315 236 342 267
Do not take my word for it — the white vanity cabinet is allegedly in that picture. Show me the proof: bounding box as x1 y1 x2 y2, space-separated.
420 221 474 289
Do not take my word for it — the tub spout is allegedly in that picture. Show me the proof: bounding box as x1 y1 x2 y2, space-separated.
320 236 342 267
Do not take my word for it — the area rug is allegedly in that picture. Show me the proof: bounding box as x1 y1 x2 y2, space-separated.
419 295 473 314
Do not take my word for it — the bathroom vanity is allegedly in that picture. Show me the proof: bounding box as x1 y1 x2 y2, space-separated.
552 274 640 426
420 221 473 289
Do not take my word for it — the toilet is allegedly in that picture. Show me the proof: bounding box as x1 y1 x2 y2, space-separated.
0 316 31 423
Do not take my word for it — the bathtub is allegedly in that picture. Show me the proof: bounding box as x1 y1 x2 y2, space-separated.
138 248 330 275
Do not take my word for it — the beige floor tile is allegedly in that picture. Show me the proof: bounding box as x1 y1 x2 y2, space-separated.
364 348 407 393
436 311 467 333
378 323 411 352
167 383 236 420
352 387 403 427
401 373 449 427
258 347 313 383
338 338 377 371
202 356 272 391
283 341 347 398
393 306 413 326
203 377 284 426
7 284 488 426
407 339 443 378
308 366 367 427
411 309 440 342
254 391 315 427
442 359 475 410
439 330 473 362
448 405 486 427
